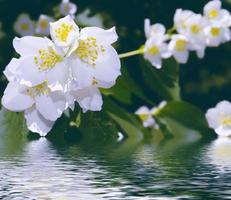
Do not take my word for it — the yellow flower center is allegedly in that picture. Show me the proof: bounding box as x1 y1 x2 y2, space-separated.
191 24 200 34
210 27 220 37
21 23 29 31
55 23 73 42
209 9 218 19
138 114 149 122
40 19 48 29
76 37 105 67
92 77 98 86
34 47 63 71
221 117 231 127
175 39 187 52
148 45 159 55
27 81 49 98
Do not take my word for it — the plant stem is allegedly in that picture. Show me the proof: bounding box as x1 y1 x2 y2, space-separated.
119 46 144 59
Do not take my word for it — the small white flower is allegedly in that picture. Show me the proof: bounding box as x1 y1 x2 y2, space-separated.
36 14 54 36
144 36 171 69
66 26 121 111
12 36 69 90
204 0 231 26
1 81 67 136
206 100 231 137
169 34 190 64
174 9 195 34
144 19 168 40
14 14 35 36
184 13 207 59
50 15 79 55
204 23 231 47
59 0 77 17
135 106 157 128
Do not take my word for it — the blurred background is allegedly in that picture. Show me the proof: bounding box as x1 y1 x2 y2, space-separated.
0 0 230 110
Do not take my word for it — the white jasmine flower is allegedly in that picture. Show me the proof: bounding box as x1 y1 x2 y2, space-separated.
174 9 195 34
135 106 157 128
184 13 207 58
12 36 69 90
151 101 167 116
14 14 35 36
1 81 67 136
204 0 231 26
144 19 168 40
169 34 190 64
144 36 171 69
36 14 54 36
59 0 77 17
204 23 231 47
68 26 121 93
206 100 231 137
50 15 79 55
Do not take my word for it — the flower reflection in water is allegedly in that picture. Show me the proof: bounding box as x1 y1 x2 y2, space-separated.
207 137 231 171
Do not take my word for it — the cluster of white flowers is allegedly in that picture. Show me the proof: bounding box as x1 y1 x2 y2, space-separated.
206 101 231 137
144 0 231 68
3 15 121 136
14 0 77 37
135 101 167 129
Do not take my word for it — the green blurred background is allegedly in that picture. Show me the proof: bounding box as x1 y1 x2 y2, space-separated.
0 0 230 110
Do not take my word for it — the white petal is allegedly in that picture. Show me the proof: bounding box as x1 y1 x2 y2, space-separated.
206 107 220 129
69 56 93 89
94 46 121 86
17 56 46 87
46 62 69 91
80 27 118 45
24 108 54 136
3 58 20 81
2 81 34 112
35 92 65 121
144 18 151 38
13 36 48 57
174 51 189 64
75 87 103 112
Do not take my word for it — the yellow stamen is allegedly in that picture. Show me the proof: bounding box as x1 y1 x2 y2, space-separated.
138 114 149 121
27 81 49 98
221 117 231 127
55 23 73 42
34 47 63 71
175 39 187 52
21 23 29 31
148 45 159 55
40 20 48 29
92 77 98 86
210 27 220 37
209 9 218 19
191 24 200 34
76 37 105 67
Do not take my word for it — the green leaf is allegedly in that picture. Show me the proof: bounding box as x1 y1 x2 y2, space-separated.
158 101 214 136
101 67 152 105
141 58 181 101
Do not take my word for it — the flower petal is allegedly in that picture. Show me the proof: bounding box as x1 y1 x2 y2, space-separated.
3 58 21 81
74 87 103 112
35 92 65 121
93 46 121 85
24 108 54 137
2 81 34 112
13 36 48 57
80 27 118 45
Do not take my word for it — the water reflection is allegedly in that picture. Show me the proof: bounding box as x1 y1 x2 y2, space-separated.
206 138 231 171
0 134 231 199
